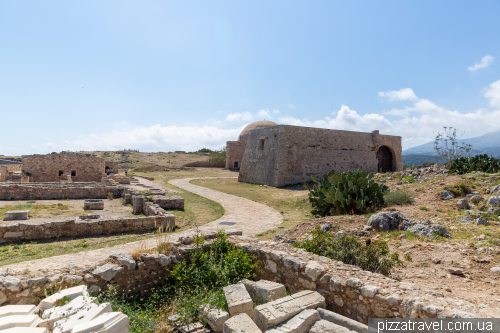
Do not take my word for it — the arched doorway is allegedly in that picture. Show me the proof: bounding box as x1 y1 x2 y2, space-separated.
377 146 393 173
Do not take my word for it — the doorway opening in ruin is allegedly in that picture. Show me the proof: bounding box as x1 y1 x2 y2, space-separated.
59 170 64 176
71 171 76 177
258 138 265 150
376 146 393 173
234 161 239 168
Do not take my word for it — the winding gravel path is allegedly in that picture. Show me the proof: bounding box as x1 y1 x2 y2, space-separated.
0 177 282 274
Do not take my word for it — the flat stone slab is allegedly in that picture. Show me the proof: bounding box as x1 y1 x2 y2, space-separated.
38 285 88 310
253 290 325 331
4 210 30 221
2 328 48 333
0 305 36 318
317 308 368 333
243 279 286 303
53 303 111 333
42 295 96 324
0 315 41 330
199 305 229 332
222 313 261 333
72 312 129 333
309 319 355 333
223 283 254 318
265 309 320 333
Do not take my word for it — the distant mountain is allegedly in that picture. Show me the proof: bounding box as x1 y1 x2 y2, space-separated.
403 130 500 155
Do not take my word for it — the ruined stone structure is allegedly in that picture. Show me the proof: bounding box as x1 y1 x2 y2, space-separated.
0 183 124 200
238 125 402 187
226 120 278 170
22 153 107 182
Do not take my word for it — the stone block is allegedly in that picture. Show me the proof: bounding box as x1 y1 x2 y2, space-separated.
242 279 286 303
4 210 29 221
199 305 229 332
309 319 355 333
93 263 123 281
72 312 129 333
253 290 325 331
0 305 36 318
132 196 144 215
53 303 111 333
317 308 368 333
42 295 96 324
84 200 104 210
38 285 88 310
0 315 41 330
223 283 254 318
2 328 48 333
222 313 261 333
265 309 320 333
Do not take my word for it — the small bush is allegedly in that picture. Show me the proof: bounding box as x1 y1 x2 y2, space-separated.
419 205 428 211
304 169 388 216
144 196 154 202
449 154 500 174
403 175 415 184
294 227 403 276
384 190 414 206
107 192 114 200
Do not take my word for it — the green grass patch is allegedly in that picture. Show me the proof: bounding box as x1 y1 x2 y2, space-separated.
384 190 414 206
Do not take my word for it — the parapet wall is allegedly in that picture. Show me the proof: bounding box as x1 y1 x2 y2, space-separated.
0 183 125 200
0 215 174 243
225 141 247 169
0 234 496 321
183 161 225 168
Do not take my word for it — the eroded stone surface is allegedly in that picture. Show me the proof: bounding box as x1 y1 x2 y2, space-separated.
265 309 320 333
38 285 88 310
200 305 229 332
72 312 129 333
222 313 261 333
309 319 355 333
223 283 254 318
242 279 287 303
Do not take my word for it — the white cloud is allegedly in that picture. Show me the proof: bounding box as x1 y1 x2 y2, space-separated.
257 109 271 119
226 111 253 122
484 79 500 108
468 55 494 72
286 103 295 109
378 88 418 102
273 110 280 114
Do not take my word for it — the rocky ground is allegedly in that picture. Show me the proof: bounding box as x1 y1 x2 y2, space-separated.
274 166 500 308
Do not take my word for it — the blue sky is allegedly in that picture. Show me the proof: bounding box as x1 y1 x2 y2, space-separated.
1 0 500 155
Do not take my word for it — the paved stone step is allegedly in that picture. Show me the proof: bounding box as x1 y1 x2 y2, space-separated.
253 290 325 331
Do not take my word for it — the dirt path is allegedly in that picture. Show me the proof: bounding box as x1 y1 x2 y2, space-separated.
0 177 282 274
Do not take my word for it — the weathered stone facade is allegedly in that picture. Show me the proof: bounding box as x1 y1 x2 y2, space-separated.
0 215 175 243
225 141 247 170
0 183 124 200
22 154 105 182
238 125 403 187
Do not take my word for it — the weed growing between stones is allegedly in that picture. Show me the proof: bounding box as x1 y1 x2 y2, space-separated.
383 190 414 206
294 226 403 276
97 231 258 332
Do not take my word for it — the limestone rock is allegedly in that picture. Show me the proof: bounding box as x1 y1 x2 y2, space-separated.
1 276 22 292
470 195 485 204
456 199 468 209
474 218 489 226
92 263 123 281
440 191 455 200
72 312 129 333
487 196 500 207
320 223 332 233
317 308 368 333
0 305 36 318
2 328 48 333
242 280 286 303
309 319 355 333
38 285 88 310
222 313 261 333
253 290 325 331
200 305 229 332
53 302 111 333
490 267 500 272
265 309 320 333
447 268 463 275
223 283 254 318
42 295 96 324
0 315 41 330
110 253 136 270
304 261 325 281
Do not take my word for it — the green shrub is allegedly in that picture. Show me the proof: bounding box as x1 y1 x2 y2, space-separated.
107 192 114 200
419 206 428 211
384 190 414 206
97 231 258 330
304 170 388 216
449 154 500 174
144 196 154 202
294 227 403 276
402 175 415 184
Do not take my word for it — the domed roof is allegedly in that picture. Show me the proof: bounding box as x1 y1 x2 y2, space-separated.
238 120 278 142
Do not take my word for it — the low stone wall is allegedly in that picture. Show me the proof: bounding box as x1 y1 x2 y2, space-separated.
0 234 497 321
0 215 174 243
183 161 225 168
153 195 184 210
0 183 125 200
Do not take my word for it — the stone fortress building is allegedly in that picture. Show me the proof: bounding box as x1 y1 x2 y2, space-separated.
226 121 402 187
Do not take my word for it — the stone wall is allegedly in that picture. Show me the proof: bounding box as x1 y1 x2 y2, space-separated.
238 125 403 187
4 165 22 172
0 183 124 200
183 161 225 168
225 141 247 169
0 215 174 243
22 153 105 182
0 234 497 321
105 162 120 173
